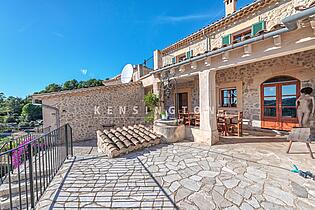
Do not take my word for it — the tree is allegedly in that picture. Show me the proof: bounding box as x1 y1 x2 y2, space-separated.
43 83 62 93
0 96 24 117
63 79 79 90
0 92 5 104
21 103 42 122
85 79 103 87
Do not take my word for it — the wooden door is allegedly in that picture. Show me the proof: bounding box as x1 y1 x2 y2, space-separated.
261 80 299 130
177 92 188 113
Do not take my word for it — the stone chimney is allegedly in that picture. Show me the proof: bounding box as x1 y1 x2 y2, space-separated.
224 0 237 16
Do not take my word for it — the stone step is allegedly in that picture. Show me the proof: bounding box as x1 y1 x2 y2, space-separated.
0 191 30 210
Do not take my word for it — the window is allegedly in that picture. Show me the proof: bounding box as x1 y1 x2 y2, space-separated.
232 29 252 42
186 50 193 59
172 57 176 64
177 53 186 62
221 88 237 107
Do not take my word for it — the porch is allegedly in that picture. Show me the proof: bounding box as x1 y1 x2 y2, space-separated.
154 50 315 145
36 138 315 209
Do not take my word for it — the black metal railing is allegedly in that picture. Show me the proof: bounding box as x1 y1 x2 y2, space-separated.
0 124 73 210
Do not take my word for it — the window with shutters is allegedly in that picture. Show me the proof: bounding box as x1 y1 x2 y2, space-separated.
222 34 232 46
252 21 265 36
172 57 176 64
186 50 193 59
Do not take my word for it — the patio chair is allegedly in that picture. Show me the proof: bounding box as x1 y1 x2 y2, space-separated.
194 113 200 126
183 113 191 126
177 111 184 124
217 110 228 136
228 111 243 137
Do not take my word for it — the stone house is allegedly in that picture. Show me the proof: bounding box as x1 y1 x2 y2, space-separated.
140 0 315 145
33 0 315 145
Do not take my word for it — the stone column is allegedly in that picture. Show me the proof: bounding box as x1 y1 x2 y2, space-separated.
154 50 162 70
198 70 219 145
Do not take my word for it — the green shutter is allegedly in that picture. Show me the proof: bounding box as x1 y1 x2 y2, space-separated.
222 34 231 45
172 57 176 64
252 21 265 36
186 50 193 59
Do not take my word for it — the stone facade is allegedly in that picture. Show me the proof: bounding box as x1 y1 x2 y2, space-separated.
161 0 312 67
216 49 315 128
34 83 146 142
162 39 208 66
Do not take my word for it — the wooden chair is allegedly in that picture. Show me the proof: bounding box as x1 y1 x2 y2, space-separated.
194 113 200 126
217 110 228 136
228 111 243 137
178 111 184 124
183 113 191 126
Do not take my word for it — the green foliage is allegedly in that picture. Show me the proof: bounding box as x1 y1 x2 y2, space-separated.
38 79 104 94
0 92 5 104
44 83 63 93
21 103 42 122
144 92 159 123
144 112 155 123
63 79 79 90
18 121 30 128
83 79 103 87
3 96 24 115
144 92 159 109
3 115 17 123
0 136 11 145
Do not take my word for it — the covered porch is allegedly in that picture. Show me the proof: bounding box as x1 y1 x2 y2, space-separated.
147 21 315 145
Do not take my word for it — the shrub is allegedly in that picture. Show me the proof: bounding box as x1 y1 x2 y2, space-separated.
4 116 17 123
144 92 159 123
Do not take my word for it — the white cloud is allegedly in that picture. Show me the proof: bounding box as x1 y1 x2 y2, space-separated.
80 68 88 75
155 13 214 24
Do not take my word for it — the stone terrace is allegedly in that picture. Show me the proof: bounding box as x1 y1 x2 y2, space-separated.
36 139 315 210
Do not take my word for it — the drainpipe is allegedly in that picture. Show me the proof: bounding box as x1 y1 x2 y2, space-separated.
283 6 315 30
148 6 315 75
32 100 60 129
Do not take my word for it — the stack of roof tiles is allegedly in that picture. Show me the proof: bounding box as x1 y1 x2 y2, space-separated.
97 125 161 158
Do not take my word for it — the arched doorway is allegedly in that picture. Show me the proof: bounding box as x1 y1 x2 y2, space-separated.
261 76 300 130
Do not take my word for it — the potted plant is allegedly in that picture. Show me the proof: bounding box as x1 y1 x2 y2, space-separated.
160 111 168 120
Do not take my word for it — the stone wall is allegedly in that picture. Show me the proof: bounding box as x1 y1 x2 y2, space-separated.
161 0 312 66
38 83 146 141
216 49 315 128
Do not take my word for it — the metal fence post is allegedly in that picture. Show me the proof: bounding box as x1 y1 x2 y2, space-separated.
70 126 73 157
10 140 13 173
28 144 35 208
64 125 69 158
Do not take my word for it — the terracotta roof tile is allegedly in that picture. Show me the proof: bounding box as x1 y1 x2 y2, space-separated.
97 125 161 158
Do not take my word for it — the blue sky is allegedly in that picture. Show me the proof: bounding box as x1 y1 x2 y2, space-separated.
0 0 252 98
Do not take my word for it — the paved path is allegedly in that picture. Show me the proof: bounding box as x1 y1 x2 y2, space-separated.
36 139 315 209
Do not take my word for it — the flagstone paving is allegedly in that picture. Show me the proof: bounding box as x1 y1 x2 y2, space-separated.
36 139 315 209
